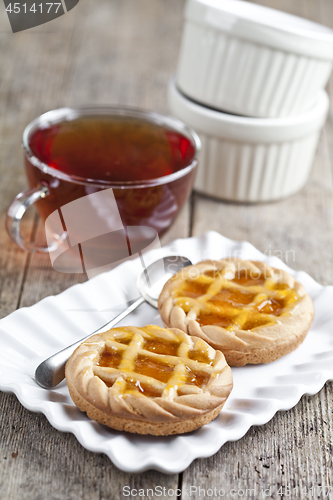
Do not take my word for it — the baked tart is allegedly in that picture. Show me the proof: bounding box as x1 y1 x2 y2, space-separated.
65 324 233 435
158 258 314 366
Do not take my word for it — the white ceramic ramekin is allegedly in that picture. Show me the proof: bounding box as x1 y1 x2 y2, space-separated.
168 79 329 202
177 0 333 118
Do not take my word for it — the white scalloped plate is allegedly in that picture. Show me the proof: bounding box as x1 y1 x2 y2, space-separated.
1 232 333 474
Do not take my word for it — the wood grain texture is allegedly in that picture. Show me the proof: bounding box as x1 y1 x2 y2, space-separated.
0 0 332 498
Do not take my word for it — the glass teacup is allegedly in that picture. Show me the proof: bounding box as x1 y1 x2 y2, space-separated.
6 107 200 275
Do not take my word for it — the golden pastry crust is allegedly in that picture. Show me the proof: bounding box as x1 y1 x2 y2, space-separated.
65 324 233 435
158 258 314 366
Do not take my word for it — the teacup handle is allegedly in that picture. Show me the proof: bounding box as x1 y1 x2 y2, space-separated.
6 185 64 253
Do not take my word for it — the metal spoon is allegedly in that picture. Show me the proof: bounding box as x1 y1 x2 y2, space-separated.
35 255 192 389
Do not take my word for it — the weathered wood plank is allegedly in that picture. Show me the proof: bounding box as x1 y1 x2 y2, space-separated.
182 386 333 499
0 394 179 500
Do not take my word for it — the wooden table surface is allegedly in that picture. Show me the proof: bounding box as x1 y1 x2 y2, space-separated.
0 0 333 498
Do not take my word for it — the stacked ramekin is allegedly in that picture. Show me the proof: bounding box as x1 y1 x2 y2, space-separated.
168 0 333 202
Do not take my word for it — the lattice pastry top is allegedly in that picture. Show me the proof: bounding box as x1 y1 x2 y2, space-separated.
158 258 314 366
65 324 233 435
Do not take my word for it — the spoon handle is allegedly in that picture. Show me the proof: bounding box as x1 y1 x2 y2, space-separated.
35 296 145 389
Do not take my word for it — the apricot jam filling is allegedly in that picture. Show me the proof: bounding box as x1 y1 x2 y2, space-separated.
125 379 162 398
135 355 174 384
176 280 210 298
196 311 235 329
143 339 179 356
184 366 211 387
95 328 214 398
97 348 122 369
209 288 255 307
172 269 300 331
188 347 213 365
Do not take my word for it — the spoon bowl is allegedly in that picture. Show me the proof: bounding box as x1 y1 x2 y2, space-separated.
35 254 192 389
138 254 191 308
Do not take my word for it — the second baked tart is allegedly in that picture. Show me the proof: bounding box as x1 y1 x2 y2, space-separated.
65 324 233 435
158 258 314 366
